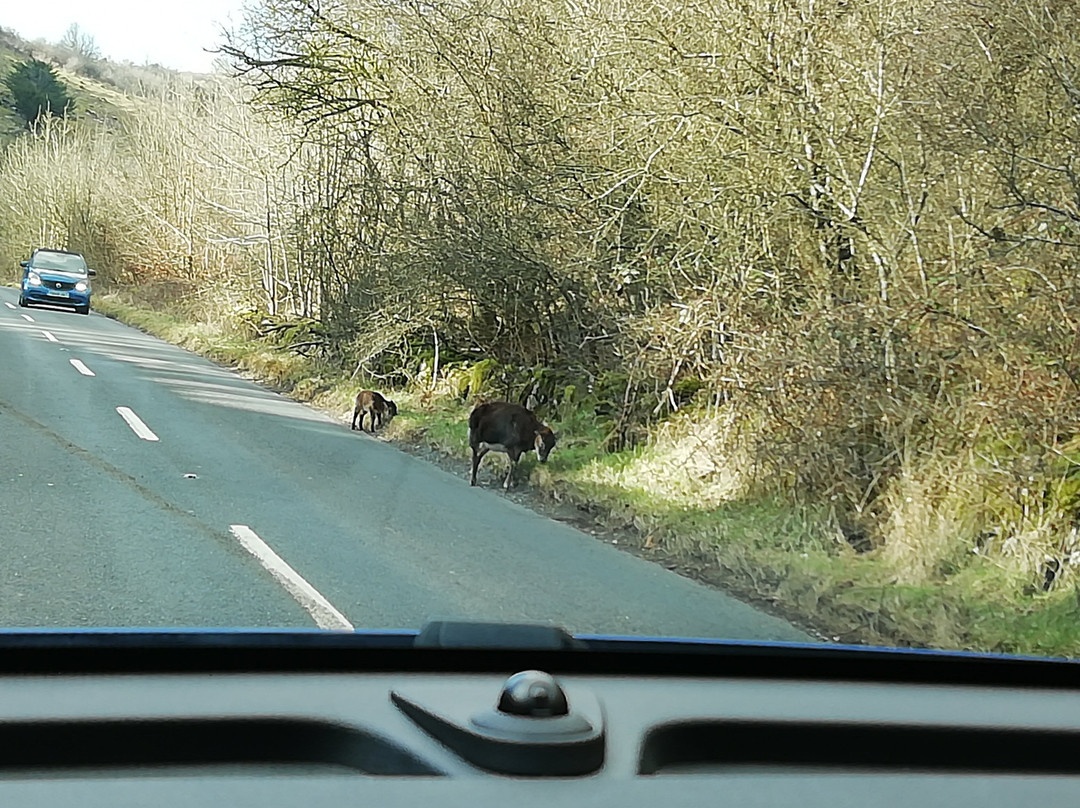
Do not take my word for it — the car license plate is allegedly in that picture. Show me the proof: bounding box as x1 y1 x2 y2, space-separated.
47 290 69 298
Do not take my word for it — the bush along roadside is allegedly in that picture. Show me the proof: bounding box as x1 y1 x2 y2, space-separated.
92 291 1080 659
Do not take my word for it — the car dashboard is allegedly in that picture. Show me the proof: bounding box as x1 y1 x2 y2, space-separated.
1 625 1079 806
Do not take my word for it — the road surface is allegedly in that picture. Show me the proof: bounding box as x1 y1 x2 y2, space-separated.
0 288 811 642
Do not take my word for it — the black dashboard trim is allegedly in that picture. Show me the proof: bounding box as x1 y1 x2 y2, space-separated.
0 717 441 775
638 719 1080 774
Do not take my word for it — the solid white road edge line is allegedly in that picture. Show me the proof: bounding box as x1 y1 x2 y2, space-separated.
229 525 354 631
69 359 95 376
42 330 59 343
115 406 160 441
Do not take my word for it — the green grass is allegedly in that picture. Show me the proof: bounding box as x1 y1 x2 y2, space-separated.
91 292 1080 659
386 397 470 447
58 66 142 122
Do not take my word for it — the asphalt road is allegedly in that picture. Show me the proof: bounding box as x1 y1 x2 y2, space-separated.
0 288 812 641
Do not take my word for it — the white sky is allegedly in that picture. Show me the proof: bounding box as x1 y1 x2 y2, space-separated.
2 1 249 73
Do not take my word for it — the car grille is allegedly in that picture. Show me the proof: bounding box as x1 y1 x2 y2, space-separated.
42 279 77 291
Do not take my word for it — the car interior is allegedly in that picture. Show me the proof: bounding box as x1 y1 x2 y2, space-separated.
1 622 1078 806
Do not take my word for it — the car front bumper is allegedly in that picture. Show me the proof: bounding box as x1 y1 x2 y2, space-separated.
22 285 91 308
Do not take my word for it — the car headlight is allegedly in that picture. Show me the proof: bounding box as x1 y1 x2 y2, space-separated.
27 271 41 286
75 281 88 292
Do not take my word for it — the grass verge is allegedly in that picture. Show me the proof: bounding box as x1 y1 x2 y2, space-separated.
93 292 1080 658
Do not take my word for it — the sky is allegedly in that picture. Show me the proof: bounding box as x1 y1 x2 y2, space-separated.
2 1 249 73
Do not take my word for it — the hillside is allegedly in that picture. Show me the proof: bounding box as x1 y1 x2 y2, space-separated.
0 23 188 146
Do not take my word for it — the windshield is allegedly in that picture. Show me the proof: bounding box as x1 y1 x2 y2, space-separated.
0 1 1077 660
31 251 87 274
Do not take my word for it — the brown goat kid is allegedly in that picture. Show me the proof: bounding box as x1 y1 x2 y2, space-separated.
469 401 557 490
351 390 398 433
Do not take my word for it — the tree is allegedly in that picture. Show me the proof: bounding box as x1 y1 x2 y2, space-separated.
3 59 74 127
58 23 102 61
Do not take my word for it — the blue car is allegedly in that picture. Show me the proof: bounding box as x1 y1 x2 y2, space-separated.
18 248 96 314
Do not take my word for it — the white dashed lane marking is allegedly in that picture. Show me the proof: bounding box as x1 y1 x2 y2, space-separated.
42 331 59 343
229 525 354 631
21 314 34 322
115 407 159 441
69 359 95 377
3 302 15 310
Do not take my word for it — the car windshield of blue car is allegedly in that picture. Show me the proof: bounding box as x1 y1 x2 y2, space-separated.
31 253 87 274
